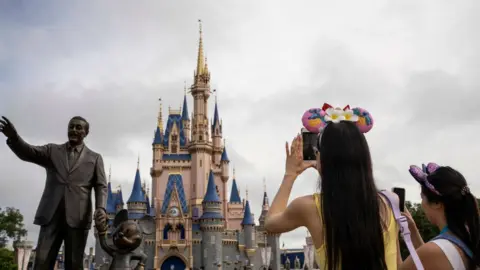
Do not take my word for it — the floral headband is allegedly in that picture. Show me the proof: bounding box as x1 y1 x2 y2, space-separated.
301 103 374 134
409 163 442 196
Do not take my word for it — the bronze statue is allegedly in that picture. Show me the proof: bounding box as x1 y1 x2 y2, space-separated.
0 116 107 270
95 209 154 270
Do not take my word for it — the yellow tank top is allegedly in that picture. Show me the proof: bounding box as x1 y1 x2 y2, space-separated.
313 193 398 269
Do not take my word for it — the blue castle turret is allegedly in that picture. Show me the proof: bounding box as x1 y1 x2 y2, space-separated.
242 200 256 266
127 160 148 220
221 146 229 162
200 170 224 268
229 179 241 203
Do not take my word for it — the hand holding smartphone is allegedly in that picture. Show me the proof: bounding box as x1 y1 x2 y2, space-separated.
392 187 406 212
302 128 318 161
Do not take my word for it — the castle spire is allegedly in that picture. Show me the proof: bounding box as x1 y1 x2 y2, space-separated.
153 98 164 145
157 98 164 132
203 170 220 203
108 165 112 183
221 139 229 162
212 89 220 126
182 83 190 121
137 155 140 170
263 177 266 193
106 176 115 214
196 19 205 77
241 200 255 226
127 161 146 203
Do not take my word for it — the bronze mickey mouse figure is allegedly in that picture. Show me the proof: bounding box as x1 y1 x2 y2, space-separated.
95 209 154 270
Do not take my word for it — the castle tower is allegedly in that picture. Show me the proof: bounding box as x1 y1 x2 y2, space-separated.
190 19 211 143
105 166 116 221
256 186 282 269
127 158 148 219
189 20 214 213
115 187 125 212
220 140 230 226
182 82 191 143
227 168 243 230
211 97 222 165
151 98 165 207
242 200 256 266
200 170 224 269
258 178 269 231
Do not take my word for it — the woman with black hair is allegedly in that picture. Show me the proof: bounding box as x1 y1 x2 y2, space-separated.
399 164 480 270
264 105 401 270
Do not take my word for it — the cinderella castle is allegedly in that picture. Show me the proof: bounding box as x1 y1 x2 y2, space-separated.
94 21 282 270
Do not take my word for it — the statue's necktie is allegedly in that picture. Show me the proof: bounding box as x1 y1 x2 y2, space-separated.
68 148 76 169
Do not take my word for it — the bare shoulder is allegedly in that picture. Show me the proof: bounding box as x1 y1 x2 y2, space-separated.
291 194 316 208
417 242 452 269
290 195 318 217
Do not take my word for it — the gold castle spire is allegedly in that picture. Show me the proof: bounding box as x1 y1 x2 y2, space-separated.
157 98 164 132
137 155 140 170
246 185 249 201
184 81 187 95
196 19 206 77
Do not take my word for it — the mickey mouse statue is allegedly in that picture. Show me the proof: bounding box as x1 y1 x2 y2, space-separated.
95 209 154 270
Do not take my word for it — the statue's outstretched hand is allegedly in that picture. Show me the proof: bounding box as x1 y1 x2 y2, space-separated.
0 116 18 139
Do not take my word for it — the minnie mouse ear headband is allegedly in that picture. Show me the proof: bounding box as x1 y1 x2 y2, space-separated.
409 163 442 196
409 163 471 196
301 103 374 134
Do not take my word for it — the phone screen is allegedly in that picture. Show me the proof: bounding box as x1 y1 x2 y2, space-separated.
392 187 406 212
302 131 318 161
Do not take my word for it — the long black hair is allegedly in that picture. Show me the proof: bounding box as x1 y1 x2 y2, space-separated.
423 166 480 269
318 121 387 270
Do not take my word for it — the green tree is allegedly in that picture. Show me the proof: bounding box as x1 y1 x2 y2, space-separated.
0 248 17 270
0 207 27 248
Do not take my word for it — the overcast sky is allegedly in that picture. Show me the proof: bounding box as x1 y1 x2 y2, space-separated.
1 0 479 252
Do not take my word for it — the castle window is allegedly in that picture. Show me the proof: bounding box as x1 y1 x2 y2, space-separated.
200 160 202 167
177 224 186 240
199 135 203 141
210 235 215 244
163 224 172 240
251 232 255 241
171 134 178 153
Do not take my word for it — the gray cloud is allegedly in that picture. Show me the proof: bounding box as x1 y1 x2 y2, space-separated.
1 0 480 251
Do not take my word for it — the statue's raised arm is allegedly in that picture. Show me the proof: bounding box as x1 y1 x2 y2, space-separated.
0 116 51 167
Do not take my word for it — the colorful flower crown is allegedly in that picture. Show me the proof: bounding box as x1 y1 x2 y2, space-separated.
301 103 374 134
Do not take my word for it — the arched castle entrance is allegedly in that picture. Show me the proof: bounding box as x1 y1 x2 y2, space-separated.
160 256 187 270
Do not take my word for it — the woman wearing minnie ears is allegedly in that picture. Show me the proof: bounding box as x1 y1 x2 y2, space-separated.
265 104 400 270
398 164 480 270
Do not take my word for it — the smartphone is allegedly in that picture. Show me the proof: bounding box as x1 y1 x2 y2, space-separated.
392 187 406 212
302 130 318 161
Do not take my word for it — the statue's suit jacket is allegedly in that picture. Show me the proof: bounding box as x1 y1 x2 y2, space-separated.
7 136 107 229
